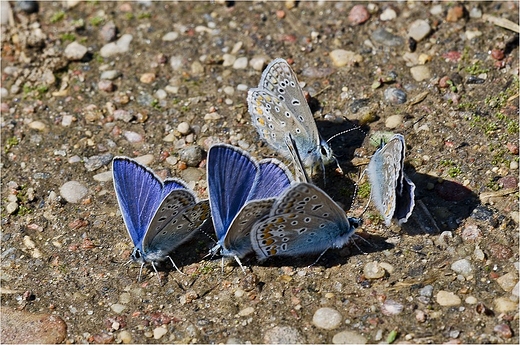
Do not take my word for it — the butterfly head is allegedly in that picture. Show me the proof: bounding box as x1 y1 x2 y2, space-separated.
131 247 146 264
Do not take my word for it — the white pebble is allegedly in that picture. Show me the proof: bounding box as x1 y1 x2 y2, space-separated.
119 330 132 344
332 331 367 344
510 160 518 170
223 86 234 96
408 19 431 42
236 84 248 92
496 272 519 292
6 201 18 214
237 307 254 317
469 7 482 18
177 122 191 135
204 112 222 120
381 299 404 315
162 31 179 41
364 261 386 279
110 303 126 313
61 114 74 126
155 89 167 100
170 55 183 71
249 56 267 71
64 41 88 60
93 171 113 182
153 327 167 340
28 120 47 131
494 297 518 313
133 154 154 166
380 8 396 21
436 291 461 306
385 115 403 129
430 4 443 15
222 54 236 67
329 49 363 67
123 131 143 143
60 181 88 203
451 258 473 278
465 296 477 304
233 57 248 69
312 307 342 330
0 87 8 98
100 34 133 57
410 65 431 81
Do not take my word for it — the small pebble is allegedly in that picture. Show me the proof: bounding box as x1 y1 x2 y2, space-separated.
100 34 133 57
123 131 143 143
410 65 431 81
384 87 407 104
119 330 132 344
60 181 88 203
222 54 236 67
493 324 513 339
84 153 113 171
408 20 431 42
419 285 434 297
178 145 203 167
64 42 87 61
100 70 120 80
263 326 304 344
233 57 248 69
371 27 404 46
363 261 386 279
99 21 117 42
436 291 461 306
28 121 47 131
461 224 481 241
153 327 167 340
140 73 156 84
496 272 519 292
162 31 179 41
332 331 367 344
237 307 254 317
155 89 167 100
249 56 267 71
446 4 465 22
312 307 342 330
497 175 517 189
6 202 18 214
469 6 482 18
98 80 114 92
134 154 154 166
170 55 183 70
348 5 370 25
180 167 203 183
415 309 427 322
177 122 191 135
110 303 126 314
494 297 517 313
93 171 113 182
385 115 403 129
380 8 396 21
329 49 363 67
451 258 473 278
191 61 204 75
381 299 404 315
465 296 477 304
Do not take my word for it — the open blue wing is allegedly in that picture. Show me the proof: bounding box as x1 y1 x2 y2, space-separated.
112 157 165 248
207 144 258 241
250 159 294 201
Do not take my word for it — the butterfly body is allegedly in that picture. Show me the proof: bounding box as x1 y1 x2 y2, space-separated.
248 58 334 176
367 134 415 226
251 182 360 261
112 157 210 280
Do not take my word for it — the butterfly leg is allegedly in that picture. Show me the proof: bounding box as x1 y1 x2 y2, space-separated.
167 255 186 275
307 247 330 268
137 262 145 282
150 262 163 284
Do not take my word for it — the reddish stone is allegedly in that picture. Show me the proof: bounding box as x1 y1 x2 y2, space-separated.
348 5 370 25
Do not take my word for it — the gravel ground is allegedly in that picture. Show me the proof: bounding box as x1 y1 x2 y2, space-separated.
1 1 519 344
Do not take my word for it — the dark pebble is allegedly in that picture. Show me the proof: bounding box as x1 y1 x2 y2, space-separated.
350 98 370 113
470 205 494 221
408 37 417 52
15 0 39 14
497 175 518 189
84 153 114 171
466 76 486 84
434 180 472 201
371 27 404 47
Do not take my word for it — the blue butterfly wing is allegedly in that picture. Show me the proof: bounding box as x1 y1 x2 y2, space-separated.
112 157 165 249
207 144 258 241
250 158 294 201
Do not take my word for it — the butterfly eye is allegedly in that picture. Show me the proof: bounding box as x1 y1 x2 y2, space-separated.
320 146 329 156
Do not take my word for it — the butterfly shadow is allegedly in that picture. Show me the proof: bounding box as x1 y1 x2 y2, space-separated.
251 233 393 269
399 166 480 236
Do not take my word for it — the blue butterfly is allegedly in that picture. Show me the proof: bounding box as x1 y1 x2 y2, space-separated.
367 134 415 226
112 157 210 281
248 58 335 178
251 182 361 261
206 144 293 268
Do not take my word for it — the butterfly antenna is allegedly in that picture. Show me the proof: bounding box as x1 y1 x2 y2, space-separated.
326 125 367 145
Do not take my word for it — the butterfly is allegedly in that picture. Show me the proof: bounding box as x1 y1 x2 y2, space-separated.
366 133 416 226
112 157 210 281
206 144 293 268
251 182 361 261
247 58 335 177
